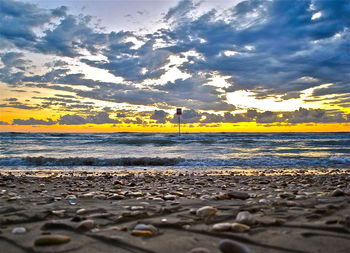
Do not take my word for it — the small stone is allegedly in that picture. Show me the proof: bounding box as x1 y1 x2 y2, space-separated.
131 230 154 236
231 223 250 232
200 195 211 200
279 192 295 200
331 189 344 197
12 227 26 234
76 208 87 215
130 206 145 211
42 220 72 230
76 219 95 230
71 216 82 222
107 194 125 200
188 247 210 253
51 210 66 215
65 195 77 200
196 206 218 217
80 192 96 198
133 224 157 233
219 239 251 253
164 194 177 200
131 224 157 236
228 191 250 200
212 223 232 231
258 199 269 204
34 234 71 246
215 193 230 200
236 211 255 225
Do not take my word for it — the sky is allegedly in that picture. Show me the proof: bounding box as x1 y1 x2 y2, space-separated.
0 0 349 132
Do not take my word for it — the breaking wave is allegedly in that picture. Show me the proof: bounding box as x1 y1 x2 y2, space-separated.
1 156 349 167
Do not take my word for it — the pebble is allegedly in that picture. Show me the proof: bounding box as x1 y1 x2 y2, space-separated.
331 189 344 197
188 247 210 253
164 194 177 200
34 234 71 246
108 194 125 200
11 227 26 234
76 219 95 230
231 223 250 232
236 211 255 225
130 206 145 211
219 239 251 253
131 230 155 236
134 223 157 233
196 206 218 217
258 198 269 204
76 208 87 215
228 191 250 200
212 223 232 231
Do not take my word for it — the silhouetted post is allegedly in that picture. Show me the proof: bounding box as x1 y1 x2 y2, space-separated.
176 108 182 136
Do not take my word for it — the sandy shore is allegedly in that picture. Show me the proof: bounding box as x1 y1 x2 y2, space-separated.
0 168 349 253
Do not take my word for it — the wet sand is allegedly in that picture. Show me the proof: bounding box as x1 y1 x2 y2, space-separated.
0 168 349 253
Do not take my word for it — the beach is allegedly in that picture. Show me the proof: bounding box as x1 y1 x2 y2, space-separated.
0 168 349 253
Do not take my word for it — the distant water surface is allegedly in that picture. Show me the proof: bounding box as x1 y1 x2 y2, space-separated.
0 132 349 168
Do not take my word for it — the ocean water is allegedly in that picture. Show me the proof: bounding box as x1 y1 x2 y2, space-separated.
0 132 349 169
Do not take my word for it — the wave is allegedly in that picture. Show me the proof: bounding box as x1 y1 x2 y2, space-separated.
0 156 185 166
1 156 349 167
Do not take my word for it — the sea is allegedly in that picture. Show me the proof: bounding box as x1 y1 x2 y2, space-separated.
0 132 349 170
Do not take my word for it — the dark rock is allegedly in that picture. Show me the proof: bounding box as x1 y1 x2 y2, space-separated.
228 191 250 200
219 239 251 253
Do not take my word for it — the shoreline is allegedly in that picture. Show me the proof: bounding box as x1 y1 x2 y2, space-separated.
0 168 349 252
1 166 349 176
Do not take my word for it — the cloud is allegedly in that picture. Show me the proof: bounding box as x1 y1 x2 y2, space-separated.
1 0 349 126
155 77 235 111
164 0 199 21
0 101 36 110
83 38 171 82
12 117 55 125
0 0 66 49
164 108 350 124
0 121 9 125
162 0 350 98
0 52 29 68
150 110 168 123
283 108 349 124
58 111 120 125
170 109 202 123
36 15 107 57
